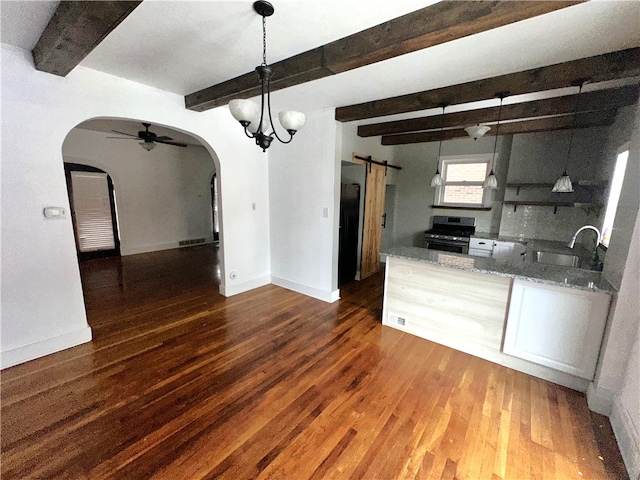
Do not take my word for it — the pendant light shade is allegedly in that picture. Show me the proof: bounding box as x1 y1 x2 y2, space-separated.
430 168 443 187
140 141 155 151
465 124 491 140
229 99 260 125
552 169 574 192
483 170 498 189
228 1 305 151
430 104 447 187
553 81 586 192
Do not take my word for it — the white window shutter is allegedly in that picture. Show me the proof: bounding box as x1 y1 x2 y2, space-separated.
71 171 116 252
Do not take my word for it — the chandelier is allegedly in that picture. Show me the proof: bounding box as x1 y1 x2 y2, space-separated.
228 1 306 152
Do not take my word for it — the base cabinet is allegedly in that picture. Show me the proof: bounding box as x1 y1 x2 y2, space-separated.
503 279 610 380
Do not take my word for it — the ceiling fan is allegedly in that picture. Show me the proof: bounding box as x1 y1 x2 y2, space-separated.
108 123 188 150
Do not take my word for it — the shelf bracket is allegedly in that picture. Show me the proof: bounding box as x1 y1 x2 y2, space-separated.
554 206 558 214
513 204 517 212
516 186 521 196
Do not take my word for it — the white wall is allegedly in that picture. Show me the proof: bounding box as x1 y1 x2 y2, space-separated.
391 135 508 246
603 103 640 290
268 108 340 302
586 102 640 479
1 44 271 367
499 127 612 242
63 128 215 255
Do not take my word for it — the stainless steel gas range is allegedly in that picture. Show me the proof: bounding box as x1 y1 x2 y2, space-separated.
424 216 476 254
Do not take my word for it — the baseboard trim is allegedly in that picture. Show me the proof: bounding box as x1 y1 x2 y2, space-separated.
121 236 214 256
587 383 614 415
219 275 271 297
271 276 340 303
1 327 92 369
610 393 640 479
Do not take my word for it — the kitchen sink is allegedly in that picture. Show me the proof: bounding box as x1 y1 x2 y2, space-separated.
533 251 581 268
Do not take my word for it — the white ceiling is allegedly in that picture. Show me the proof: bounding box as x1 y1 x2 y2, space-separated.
2 0 640 128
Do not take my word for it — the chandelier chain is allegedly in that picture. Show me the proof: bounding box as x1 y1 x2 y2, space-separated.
262 15 267 66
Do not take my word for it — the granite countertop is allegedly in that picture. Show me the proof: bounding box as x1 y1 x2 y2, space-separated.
382 246 615 293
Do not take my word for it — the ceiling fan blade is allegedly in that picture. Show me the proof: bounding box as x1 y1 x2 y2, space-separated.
153 135 174 141
111 130 138 137
154 138 188 148
107 136 138 140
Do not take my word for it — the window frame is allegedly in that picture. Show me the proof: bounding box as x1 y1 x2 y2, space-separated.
600 143 629 248
434 154 494 208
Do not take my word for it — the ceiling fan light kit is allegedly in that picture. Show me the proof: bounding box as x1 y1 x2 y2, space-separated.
229 1 306 152
139 141 155 151
465 124 491 140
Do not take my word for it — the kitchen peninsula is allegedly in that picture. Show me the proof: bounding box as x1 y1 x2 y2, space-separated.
381 246 613 392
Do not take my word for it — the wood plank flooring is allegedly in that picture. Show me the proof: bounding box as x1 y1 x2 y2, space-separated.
1 245 628 479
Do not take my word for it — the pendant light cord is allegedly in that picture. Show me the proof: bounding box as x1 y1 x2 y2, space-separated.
436 105 445 159
491 96 505 169
564 83 584 171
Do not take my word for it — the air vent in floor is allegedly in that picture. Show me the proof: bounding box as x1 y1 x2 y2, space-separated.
388 312 407 327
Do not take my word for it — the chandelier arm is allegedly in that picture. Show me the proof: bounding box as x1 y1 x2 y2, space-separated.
266 80 294 144
242 125 255 139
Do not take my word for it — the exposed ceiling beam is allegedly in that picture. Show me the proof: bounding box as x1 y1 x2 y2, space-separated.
336 47 640 122
380 109 617 145
185 1 580 112
358 85 639 137
32 1 142 77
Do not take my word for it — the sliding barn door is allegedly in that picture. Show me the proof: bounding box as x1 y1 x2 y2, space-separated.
360 163 387 279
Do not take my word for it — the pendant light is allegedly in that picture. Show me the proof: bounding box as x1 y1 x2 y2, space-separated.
430 104 447 187
465 124 491 140
228 1 306 152
484 94 507 190
552 81 586 192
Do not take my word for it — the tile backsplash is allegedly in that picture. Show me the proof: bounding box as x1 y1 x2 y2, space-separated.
499 205 602 245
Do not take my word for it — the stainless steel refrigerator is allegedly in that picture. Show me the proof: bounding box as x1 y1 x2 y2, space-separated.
338 183 360 286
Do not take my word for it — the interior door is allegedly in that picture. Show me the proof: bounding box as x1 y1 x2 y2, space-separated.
360 163 387 279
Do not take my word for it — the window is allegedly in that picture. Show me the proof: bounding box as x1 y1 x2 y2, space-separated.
434 155 492 207
601 147 629 247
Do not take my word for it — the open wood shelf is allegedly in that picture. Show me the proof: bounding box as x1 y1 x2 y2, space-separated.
431 205 492 211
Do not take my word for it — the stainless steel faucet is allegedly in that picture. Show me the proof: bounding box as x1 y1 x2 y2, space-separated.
568 225 602 248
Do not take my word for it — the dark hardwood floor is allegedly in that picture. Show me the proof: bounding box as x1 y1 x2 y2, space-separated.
1 245 628 479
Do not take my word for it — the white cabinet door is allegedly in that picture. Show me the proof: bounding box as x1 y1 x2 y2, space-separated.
469 237 493 257
504 280 610 380
492 241 514 259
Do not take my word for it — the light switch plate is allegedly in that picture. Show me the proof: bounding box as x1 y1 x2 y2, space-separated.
43 207 66 219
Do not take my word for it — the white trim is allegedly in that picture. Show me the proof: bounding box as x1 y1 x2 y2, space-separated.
610 393 640 479
1 327 93 369
218 275 271 297
587 382 614 415
271 276 340 303
434 153 494 208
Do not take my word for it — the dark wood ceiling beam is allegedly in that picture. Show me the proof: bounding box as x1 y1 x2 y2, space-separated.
185 1 580 112
32 1 142 77
358 85 639 137
337 47 640 122
186 48 331 112
380 109 618 145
